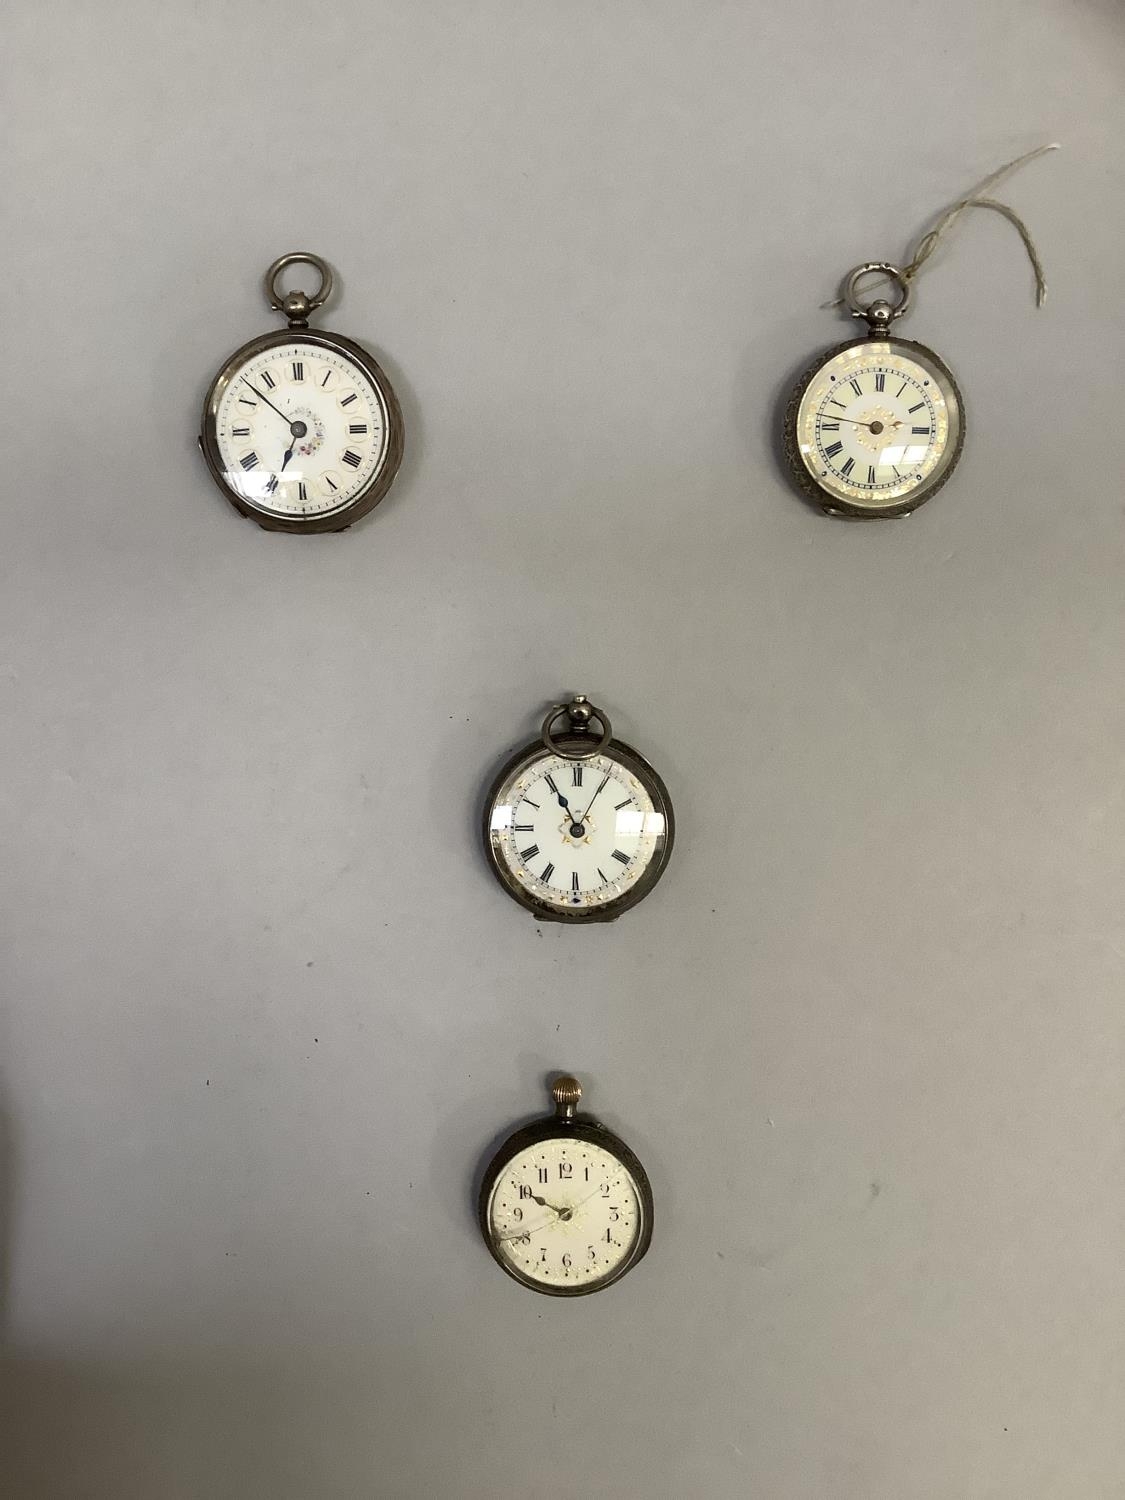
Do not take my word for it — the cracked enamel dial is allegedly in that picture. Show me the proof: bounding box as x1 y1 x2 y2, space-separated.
484 710 674 923
479 1077 654 1297
790 339 963 516
487 1137 643 1291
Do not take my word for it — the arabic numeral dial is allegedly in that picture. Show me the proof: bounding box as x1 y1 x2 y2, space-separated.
487 1139 642 1290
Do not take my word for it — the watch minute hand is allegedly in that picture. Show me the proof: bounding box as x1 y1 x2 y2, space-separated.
241 376 297 430
578 773 610 823
821 415 906 434
822 414 876 431
571 1181 616 1212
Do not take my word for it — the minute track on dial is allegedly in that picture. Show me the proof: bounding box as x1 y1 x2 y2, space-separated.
788 339 961 515
215 344 387 515
479 1076 654 1297
783 262 965 518
813 375 936 493
482 697 674 923
503 756 648 899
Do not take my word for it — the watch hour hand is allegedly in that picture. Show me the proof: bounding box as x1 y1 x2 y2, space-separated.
529 1193 572 1220
499 1201 571 1241
241 376 291 427
546 777 588 839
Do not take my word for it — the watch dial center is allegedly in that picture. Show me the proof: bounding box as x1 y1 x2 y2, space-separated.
288 405 324 457
486 1135 646 1291
854 406 896 451
488 746 671 917
792 345 961 515
209 340 399 526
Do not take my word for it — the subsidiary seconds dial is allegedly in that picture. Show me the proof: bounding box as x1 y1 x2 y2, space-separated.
200 254 405 533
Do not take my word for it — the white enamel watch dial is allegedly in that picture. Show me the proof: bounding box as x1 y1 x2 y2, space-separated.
483 697 674 922
792 341 962 514
480 1077 653 1296
490 751 665 912
489 1137 643 1289
785 263 964 517
213 342 390 520
200 255 404 533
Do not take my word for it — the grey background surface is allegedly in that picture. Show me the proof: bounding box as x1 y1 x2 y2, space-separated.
2 3 1123 1496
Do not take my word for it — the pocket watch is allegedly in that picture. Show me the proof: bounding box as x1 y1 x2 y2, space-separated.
784 263 964 518
483 695 674 923
199 253 405 533
479 1076 654 1297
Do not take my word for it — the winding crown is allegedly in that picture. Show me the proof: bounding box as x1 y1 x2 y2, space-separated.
551 1075 583 1111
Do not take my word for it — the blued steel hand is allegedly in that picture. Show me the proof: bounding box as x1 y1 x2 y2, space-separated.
241 376 304 436
548 776 586 838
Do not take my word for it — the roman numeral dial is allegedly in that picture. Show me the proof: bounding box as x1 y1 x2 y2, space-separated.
207 337 396 527
485 715 674 922
495 751 658 901
793 341 961 515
